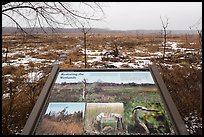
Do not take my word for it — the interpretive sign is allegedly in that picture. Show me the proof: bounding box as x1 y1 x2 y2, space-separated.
22 65 188 135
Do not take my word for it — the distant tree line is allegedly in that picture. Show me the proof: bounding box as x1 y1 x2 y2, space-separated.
44 109 83 122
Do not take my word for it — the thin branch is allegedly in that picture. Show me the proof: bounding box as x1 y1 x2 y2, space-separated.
2 12 28 34
2 5 39 13
59 2 101 21
2 2 104 33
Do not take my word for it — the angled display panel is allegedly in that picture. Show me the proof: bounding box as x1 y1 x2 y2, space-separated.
22 65 188 135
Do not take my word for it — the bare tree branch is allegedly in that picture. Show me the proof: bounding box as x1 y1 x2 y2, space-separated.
189 17 202 48
2 12 28 34
2 2 104 33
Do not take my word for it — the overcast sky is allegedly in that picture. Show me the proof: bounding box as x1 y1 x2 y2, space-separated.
90 2 202 30
2 2 202 30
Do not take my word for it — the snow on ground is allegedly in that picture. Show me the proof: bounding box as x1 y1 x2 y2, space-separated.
2 41 201 70
150 52 163 56
81 49 108 55
108 61 152 69
160 41 196 53
134 56 151 59
160 63 173 69
184 111 202 134
2 51 26 57
73 61 83 67
26 71 44 83
2 93 10 99
75 41 201 69
2 54 57 67
80 47 154 68
165 41 182 50
8 56 46 66
87 56 102 63
135 49 145 53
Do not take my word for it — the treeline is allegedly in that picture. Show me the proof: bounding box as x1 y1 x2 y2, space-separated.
2 27 198 34
44 110 83 123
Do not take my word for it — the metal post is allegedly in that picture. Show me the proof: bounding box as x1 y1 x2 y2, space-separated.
21 64 59 135
149 65 189 135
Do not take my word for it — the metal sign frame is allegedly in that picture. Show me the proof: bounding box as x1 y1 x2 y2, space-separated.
21 64 188 135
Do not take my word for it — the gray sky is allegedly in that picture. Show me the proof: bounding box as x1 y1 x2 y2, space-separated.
90 2 202 30
2 2 202 30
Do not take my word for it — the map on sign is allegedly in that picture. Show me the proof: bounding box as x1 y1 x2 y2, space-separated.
34 70 175 135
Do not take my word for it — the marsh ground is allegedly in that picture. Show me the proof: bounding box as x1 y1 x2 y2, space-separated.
2 32 202 134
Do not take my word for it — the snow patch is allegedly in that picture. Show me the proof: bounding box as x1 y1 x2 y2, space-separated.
27 71 44 83
87 56 102 63
2 93 10 99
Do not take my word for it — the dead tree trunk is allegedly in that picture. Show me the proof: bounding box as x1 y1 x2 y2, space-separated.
81 25 91 68
160 16 169 61
197 29 202 48
5 43 9 63
84 32 87 68
114 42 119 57
82 79 87 99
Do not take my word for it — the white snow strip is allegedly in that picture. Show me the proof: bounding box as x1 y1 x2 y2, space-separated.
2 56 51 67
87 56 102 63
151 52 163 56
11 57 46 64
107 59 152 69
108 62 126 68
27 71 44 83
2 51 26 57
171 42 178 50
135 56 151 59
135 49 145 53
81 49 107 55
2 93 10 99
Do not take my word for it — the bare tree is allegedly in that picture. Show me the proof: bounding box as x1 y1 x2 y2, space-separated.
113 39 119 57
160 16 169 61
79 23 92 68
189 17 202 113
5 41 9 63
82 78 87 99
2 2 104 33
189 17 202 48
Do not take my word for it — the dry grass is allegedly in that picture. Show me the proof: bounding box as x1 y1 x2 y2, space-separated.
36 118 84 135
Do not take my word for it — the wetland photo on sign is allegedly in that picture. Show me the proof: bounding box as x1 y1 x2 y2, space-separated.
84 103 124 135
124 102 175 135
35 102 86 135
48 71 160 103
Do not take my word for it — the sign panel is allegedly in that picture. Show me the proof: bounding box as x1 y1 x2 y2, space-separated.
33 70 176 135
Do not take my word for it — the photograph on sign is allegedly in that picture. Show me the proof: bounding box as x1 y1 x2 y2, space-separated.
124 102 175 135
35 102 86 135
48 71 159 103
84 103 124 135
